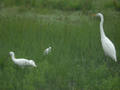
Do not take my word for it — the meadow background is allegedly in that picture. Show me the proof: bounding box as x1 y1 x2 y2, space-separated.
0 0 120 90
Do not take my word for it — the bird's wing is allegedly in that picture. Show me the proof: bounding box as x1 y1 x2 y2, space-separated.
44 49 48 54
102 37 116 56
16 59 29 65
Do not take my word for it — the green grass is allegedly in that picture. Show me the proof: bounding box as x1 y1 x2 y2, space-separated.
0 10 120 90
0 0 118 11
0 0 93 11
0 0 120 89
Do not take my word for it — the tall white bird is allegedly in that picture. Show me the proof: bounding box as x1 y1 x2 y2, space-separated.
9 51 37 67
44 47 52 55
95 13 117 62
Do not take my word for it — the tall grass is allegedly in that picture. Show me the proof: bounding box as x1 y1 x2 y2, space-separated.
0 11 120 89
1 0 93 11
35 0 93 11
0 0 120 89
1 0 120 12
113 0 120 11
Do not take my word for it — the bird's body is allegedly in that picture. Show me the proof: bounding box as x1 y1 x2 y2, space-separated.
96 13 117 62
44 47 52 55
9 51 37 67
101 36 117 61
13 58 32 66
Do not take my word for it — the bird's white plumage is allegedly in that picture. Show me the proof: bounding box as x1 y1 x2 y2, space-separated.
9 51 37 67
44 47 52 55
96 13 117 62
101 37 117 61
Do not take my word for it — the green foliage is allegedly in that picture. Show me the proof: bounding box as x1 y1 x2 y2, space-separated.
0 0 120 89
0 10 120 89
35 0 93 11
1 0 120 11
1 0 35 7
113 0 120 11
2 0 15 6
1 0 94 11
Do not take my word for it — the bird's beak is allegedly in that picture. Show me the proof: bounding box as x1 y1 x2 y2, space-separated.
91 14 96 16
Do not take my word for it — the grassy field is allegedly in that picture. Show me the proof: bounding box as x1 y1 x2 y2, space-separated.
0 0 120 90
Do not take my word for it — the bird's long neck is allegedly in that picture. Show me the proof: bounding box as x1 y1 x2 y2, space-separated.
100 15 106 38
11 54 16 62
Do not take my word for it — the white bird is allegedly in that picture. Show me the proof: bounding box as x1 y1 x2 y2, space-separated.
44 47 52 55
95 13 117 62
9 51 37 67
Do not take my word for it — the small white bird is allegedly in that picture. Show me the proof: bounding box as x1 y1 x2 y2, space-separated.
9 51 37 67
95 13 117 62
44 47 52 55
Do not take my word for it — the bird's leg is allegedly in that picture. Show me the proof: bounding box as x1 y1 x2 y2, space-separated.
104 56 113 71
104 55 108 63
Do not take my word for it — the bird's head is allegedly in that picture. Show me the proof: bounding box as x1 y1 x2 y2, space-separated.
92 13 103 17
92 13 104 21
49 47 52 50
29 60 37 67
96 13 103 17
9 51 14 56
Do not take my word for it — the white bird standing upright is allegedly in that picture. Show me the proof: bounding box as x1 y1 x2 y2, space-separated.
95 13 117 62
9 51 37 67
44 47 52 55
